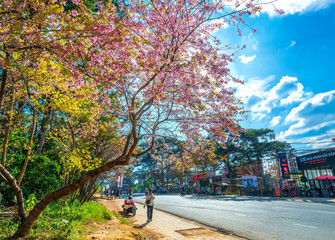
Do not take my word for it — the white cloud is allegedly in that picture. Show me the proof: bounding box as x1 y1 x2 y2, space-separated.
280 82 310 105
252 42 258 51
252 113 266 121
285 90 335 122
278 120 335 140
209 18 229 33
270 116 282 127
237 74 335 150
260 0 335 16
276 90 335 141
291 134 335 149
289 41 296 47
235 75 275 102
238 54 256 64
239 76 310 113
327 129 335 136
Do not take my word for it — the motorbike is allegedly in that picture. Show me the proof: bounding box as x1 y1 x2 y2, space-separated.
328 188 334 198
181 190 185 197
305 189 313 197
316 189 323 198
122 199 137 216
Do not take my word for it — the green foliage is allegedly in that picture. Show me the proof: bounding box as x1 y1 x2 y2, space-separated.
0 127 62 205
133 184 144 193
0 200 112 239
111 210 129 225
25 194 37 212
300 175 308 183
0 219 19 240
43 200 112 223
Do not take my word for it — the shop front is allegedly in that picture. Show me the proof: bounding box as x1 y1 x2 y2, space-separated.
211 175 224 195
296 149 335 195
222 178 242 195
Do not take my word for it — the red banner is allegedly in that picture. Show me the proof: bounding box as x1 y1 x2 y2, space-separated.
274 183 280 197
194 173 206 180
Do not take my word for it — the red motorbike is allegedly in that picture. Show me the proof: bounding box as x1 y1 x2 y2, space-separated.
122 197 137 216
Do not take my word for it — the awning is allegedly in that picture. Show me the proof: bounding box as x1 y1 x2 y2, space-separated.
212 182 228 186
312 175 335 180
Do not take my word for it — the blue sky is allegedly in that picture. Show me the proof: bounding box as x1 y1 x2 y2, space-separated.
215 0 335 153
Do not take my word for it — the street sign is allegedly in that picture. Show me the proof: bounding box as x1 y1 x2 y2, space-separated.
279 153 290 179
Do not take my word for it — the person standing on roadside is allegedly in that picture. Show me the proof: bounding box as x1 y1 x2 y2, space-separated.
111 189 114 200
143 188 155 222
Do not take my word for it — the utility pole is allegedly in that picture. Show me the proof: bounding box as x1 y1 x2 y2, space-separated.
184 168 187 189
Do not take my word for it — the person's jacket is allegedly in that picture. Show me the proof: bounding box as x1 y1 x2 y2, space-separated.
145 194 155 206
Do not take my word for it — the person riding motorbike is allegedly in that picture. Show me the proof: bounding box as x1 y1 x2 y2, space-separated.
328 187 334 198
181 187 186 196
122 195 137 215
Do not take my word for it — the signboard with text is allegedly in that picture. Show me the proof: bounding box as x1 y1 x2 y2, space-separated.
296 150 335 170
194 173 206 180
242 176 258 188
279 153 290 179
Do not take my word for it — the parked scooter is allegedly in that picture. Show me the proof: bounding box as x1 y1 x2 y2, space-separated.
328 188 334 198
122 196 137 216
316 188 323 198
305 189 313 197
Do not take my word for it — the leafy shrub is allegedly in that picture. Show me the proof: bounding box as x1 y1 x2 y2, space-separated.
0 199 112 239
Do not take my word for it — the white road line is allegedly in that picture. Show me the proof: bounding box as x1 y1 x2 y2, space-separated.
316 211 335 215
272 207 290 210
255 210 267 213
235 213 247 217
293 223 317 229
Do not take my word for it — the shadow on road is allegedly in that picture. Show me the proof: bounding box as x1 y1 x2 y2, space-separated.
117 210 137 218
134 222 150 229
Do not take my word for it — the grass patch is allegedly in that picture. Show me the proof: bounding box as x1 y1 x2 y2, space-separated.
111 210 130 225
0 200 112 239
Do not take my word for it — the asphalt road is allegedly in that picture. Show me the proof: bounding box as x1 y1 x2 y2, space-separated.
133 195 335 240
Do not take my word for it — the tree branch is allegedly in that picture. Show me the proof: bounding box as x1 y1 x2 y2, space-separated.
17 107 37 186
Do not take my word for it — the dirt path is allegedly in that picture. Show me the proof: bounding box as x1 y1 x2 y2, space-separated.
84 197 245 240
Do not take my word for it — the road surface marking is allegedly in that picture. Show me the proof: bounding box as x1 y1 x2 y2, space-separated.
235 213 247 217
293 223 316 229
255 210 267 213
272 207 290 210
316 211 335 215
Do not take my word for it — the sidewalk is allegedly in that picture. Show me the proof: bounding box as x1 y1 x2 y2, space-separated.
187 194 335 204
89 198 245 240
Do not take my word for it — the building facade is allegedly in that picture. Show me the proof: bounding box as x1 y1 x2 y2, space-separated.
296 149 335 190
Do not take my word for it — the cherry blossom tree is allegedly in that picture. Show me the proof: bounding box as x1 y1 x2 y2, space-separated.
0 0 281 238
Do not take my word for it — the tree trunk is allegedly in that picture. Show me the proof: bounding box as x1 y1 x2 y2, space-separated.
0 69 7 111
36 109 51 154
0 164 27 220
12 156 127 239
